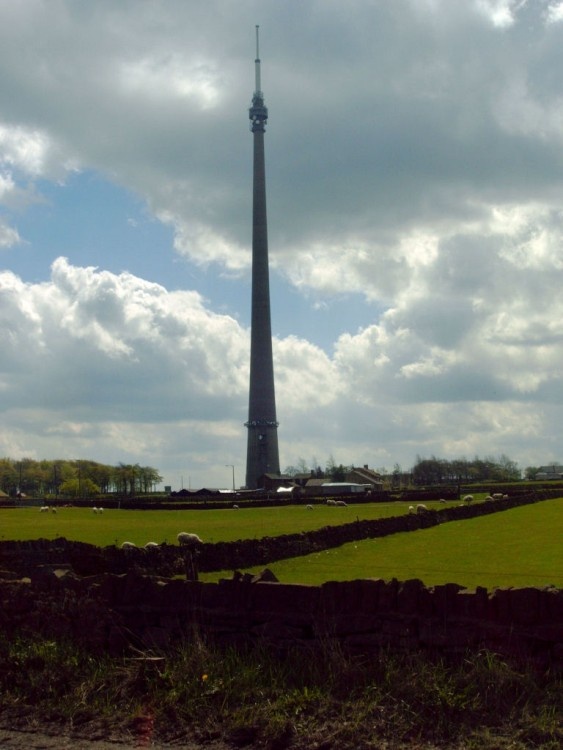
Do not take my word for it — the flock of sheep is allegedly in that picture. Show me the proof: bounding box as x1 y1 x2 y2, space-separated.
406 493 508 514
120 531 203 551
39 492 509 550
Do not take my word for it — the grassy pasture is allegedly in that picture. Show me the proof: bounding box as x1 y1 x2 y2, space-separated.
1 498 560 590
199 498 563 590
0 499 463 547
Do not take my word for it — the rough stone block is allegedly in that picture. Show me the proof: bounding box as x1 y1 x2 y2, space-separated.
249 581 318 614
397 578 425 614
431 583 467 616
509 587 541 625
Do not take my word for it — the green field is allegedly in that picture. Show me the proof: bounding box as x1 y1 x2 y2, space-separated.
1 498 561 590
200 498 562 590
0 500 461 547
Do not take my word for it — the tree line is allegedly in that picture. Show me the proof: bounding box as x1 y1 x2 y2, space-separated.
0 458 162 498
411 454 521 485
285 453 524 486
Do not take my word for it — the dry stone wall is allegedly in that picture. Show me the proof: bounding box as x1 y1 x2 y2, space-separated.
0 567 561 665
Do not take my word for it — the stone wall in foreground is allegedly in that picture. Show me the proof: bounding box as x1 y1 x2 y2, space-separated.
0 567 561 666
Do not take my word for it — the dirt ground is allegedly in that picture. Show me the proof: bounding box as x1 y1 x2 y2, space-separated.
0 716 233 750
0 723 455 750
0 729 450 750
0 726 232 749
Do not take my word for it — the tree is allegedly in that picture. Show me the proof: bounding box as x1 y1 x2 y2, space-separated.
0 459 18 494
332 464 348 482
325 454 336 479
296 458 309 475
60 477 100 497
497 454 521 481
411 454 521 485
392 463 402 488
138 466 163 492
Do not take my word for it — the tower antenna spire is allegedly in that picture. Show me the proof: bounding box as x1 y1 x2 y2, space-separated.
249 25 268 133
254 25 262 96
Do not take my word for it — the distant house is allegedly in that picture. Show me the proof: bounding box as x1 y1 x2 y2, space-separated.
346 465 384 490
535 465 563 480
292 472 317 488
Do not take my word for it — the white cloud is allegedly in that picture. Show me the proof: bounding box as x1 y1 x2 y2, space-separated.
545 1 563 24
475 0 523 28
119 54 222 109
0 222 20 248
0 124 51 176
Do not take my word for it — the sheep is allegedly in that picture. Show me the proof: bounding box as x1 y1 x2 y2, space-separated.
492 493 503 500
92 507 98 514
502 494 509 500
98 507 104 514
463 494 474 503
40 506 49 513
121 541 137 550
408 505 415 513
306 504 314 510
335 500 348 507
439 498 446 503
144 542 160 549
326 499 337 506
51 506 57 513
485 495 494 502
416 503 428 513
177 532 203 547
232 504 240 510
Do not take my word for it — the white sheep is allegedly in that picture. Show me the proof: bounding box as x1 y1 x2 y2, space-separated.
232 504 239 510
177 532 203 547
92 507 98 514
40 506 49 513
485 495 494 502
326 499 337 506
121 541 137 550
502 494 509 499
492 493 503 500
335 500 348 507
98 507 104 514
51 507 57 513
439 498 446 503
306 504 314 510
416 503 428 513
408 505 415 513
463 495 474 503
144 541 160 549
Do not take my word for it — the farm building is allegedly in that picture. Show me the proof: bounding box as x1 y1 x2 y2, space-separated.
260 473 293 492
346 465 384 490
535 464 563 480
321 482 367 495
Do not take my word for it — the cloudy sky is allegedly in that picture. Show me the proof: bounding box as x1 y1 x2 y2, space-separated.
2 0 563 489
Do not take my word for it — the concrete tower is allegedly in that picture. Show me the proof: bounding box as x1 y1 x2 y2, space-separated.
245 26 280 489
